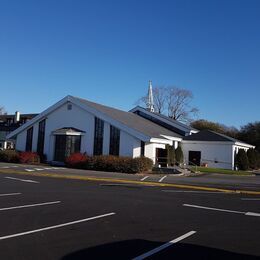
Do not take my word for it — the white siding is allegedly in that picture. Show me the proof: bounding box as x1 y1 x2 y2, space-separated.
145 143 166 164
119 131 140 157
15 131 27 151
14 101 156 162
182 142 233 169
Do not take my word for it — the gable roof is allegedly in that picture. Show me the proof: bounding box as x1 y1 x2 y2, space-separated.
183 130 254 147
74 97 182 140
129 106 198 136
7 95 182 143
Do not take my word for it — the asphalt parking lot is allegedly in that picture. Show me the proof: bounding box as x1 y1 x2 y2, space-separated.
0 166 259 259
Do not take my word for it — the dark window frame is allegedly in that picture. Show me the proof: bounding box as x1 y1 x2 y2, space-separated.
26 127 33 152
109 125 120 156
93 117 104 156
37 119 46 155
141 141 145 156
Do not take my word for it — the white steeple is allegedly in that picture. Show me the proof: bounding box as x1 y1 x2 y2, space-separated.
147 80 155 112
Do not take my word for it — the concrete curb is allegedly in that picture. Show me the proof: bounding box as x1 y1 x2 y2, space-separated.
0 169 260 195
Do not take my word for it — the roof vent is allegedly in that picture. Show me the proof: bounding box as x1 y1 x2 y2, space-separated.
67 103 72 110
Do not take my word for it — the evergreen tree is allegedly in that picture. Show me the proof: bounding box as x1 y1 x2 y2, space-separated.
247 149 257 169
175 145 184 164
166 144 175 166
235 149 249 171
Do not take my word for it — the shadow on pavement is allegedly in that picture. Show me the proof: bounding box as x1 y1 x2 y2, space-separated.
61 239 259 259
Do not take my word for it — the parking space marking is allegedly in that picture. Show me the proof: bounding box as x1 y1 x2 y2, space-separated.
183 204 260 217
158 175 167 183
5 177 39 183
0 166 10 169
162 190 224 194
25 169 35 172
0 193 21 197
0 212 115 241
34 168 44 171
0 201 61 212
133 231 196 260
141 176 149 181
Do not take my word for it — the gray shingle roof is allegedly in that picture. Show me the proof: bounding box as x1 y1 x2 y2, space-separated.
74 97 182 140
183 129 252 145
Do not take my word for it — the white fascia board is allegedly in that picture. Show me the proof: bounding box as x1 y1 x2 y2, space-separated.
160 135 182 142
234 142 255 149
6 96 71 139
52 132 85 136
70 97 151 142
150 138 173 145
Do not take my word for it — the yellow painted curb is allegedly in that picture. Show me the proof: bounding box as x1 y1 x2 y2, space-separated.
0 169 260 195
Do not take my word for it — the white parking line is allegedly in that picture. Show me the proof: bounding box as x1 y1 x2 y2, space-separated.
44 167 54 170
141 176 149 181
0 212 115 241
0 201 61 212
1 166 10 169
11 166 19 168
34 168 44 171
5 177 39 183
158 175 167 183
133 231 196 260
183 204 260 217
25 169 35 172
0 193 21 197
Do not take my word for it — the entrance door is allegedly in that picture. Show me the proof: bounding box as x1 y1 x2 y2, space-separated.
189 151 201 166
156 148 167 167
54 135 81 162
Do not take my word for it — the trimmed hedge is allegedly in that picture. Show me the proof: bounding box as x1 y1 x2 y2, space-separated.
0 150 20 163
0 150 40 164
65 153 153 173
19 152 40 164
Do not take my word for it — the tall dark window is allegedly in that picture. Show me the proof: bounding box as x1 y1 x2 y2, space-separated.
26 127 33 151
141 141 145 156
54 135 81 162
109 125 120 156
37 119 46 155
93 117 104 155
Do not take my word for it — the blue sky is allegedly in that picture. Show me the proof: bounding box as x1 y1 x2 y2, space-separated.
0 0 259 128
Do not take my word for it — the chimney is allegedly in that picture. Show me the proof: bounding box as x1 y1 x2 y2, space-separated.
15 111 20 123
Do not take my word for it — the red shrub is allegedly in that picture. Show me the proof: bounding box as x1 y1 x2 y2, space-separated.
19 152 40 164
65 153 88 168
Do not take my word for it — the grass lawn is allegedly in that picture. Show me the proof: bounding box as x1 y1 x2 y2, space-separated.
191 166 254 176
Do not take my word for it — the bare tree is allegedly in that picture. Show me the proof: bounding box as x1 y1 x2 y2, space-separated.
166 87 198 122
136 85 198 123
153 87 166 114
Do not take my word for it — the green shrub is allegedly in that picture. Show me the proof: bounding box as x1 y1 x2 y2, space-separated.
166 145 175 166
175 145 184 164
66 153 153 173
0 150 19 163
129 157 154 173
235 149 249 170
247 149 258 169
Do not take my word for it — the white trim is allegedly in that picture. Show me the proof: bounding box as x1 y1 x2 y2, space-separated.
150 137 172 145
160 135 182 142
